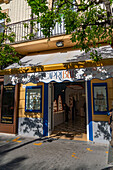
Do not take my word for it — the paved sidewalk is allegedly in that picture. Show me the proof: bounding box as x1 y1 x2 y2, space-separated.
0 134 110 170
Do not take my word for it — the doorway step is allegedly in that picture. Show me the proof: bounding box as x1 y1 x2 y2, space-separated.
50 117 88 141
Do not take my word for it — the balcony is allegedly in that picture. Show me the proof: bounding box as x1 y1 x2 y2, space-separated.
6 18 66 45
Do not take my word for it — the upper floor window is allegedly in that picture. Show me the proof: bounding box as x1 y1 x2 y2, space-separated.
0 19 5 33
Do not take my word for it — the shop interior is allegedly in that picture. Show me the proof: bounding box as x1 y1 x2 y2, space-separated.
52 81 87 140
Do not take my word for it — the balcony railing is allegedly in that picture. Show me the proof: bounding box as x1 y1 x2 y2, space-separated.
5 18 66 44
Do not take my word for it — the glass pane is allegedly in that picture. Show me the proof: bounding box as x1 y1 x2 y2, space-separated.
0 19 5 23
0 19 5 33
1 85 15 124
26 88 41 111
0 25 5 33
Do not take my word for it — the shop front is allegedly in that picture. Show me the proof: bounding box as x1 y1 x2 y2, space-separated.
3 69 88 138
1 45 113 143
2 66 112 143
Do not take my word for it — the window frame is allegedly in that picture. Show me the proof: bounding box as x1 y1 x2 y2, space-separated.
93 83 109 115
25 86 42 113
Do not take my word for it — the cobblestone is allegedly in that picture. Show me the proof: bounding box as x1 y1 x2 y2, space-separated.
0 135 110 170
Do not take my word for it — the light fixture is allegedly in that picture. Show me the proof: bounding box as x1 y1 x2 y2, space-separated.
56 41 64 47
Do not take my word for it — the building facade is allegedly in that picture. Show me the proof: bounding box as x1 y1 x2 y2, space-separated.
0 0 113 144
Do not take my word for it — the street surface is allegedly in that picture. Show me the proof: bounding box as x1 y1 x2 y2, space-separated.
0 134 112 170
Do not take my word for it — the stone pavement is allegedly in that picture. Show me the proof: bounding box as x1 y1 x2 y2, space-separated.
0 134 111 170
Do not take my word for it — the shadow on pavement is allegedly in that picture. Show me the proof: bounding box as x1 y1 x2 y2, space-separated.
0 137 58 155
101 165 113 170
0 156 28 170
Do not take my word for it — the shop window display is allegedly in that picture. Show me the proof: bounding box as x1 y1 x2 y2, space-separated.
93 83 108 114
25 86 42 112
1 85 15 124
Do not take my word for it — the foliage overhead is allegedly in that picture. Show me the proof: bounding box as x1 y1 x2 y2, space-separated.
0 7 20 69
26 0 113 61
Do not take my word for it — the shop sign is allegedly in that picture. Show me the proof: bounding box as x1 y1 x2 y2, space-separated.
1 116 13 124
4 65 113 85
4 85 15 92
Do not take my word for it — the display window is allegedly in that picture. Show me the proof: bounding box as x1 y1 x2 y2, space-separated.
1 85 15 124
25 86 42 112
93 83 108 115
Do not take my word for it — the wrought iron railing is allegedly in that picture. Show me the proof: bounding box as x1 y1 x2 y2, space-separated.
5 18 66 44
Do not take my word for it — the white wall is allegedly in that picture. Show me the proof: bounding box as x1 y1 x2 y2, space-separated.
0 0 31 23
93 121 111 144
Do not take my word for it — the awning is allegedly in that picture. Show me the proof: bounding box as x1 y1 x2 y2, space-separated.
3 45 113 85
5 45 113 70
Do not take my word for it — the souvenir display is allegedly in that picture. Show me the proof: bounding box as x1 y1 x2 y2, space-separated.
26 87 42 111
93 84 108 113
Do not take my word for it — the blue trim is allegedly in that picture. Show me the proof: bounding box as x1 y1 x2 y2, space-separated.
43 83 48 136
93 83 108 115
25 86 42 112
87 81 93 141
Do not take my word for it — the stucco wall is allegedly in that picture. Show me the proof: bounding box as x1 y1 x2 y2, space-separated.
93 121 111 144
18 117 43 137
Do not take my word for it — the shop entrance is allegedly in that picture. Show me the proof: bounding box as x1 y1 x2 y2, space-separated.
52 81 87 141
